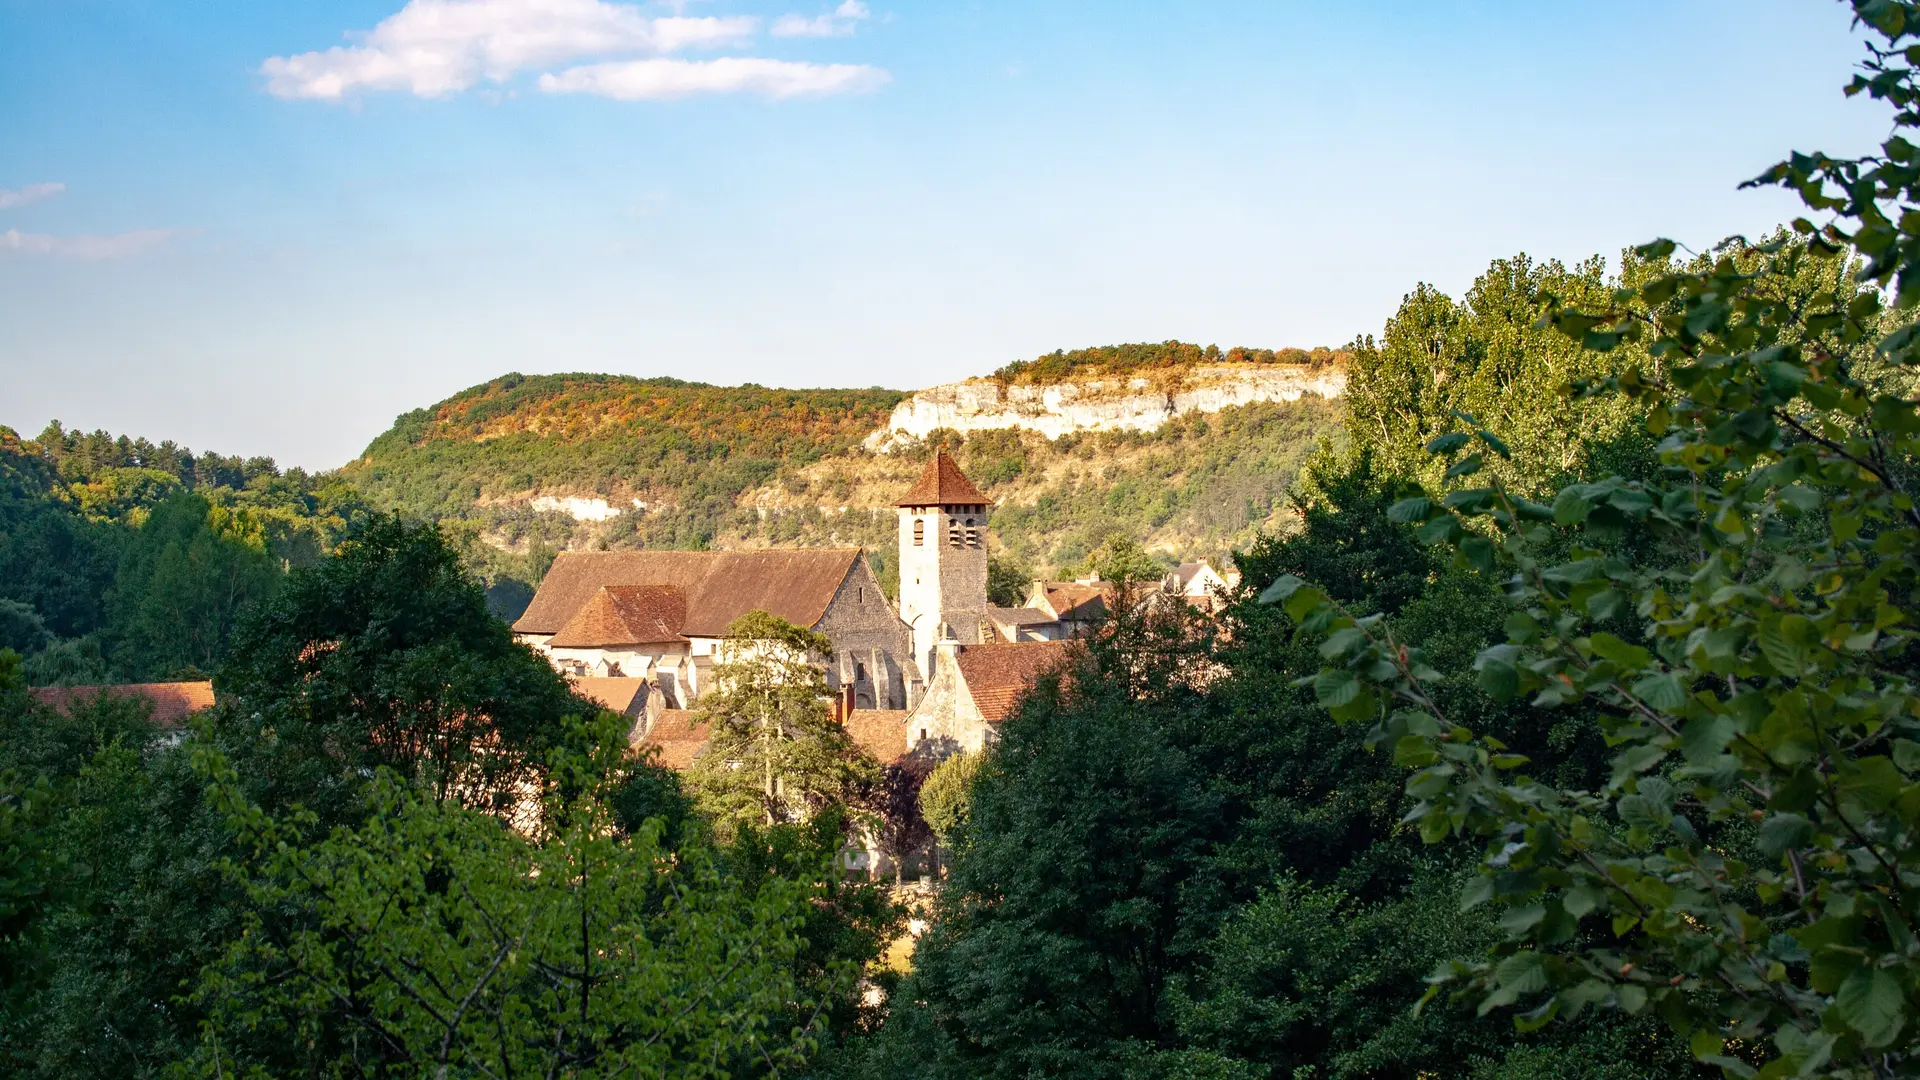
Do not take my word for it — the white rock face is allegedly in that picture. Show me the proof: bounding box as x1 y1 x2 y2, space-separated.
530 496 646 522
867 364 1346 449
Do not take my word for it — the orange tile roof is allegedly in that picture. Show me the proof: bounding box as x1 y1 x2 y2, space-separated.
843 709 908 764
515 549 860 637
637 709 712 771
31 681 215 729
1043 582 1113 621
956 641 1069 723
568 676 649 716
896 451 990 507
548 585 687 648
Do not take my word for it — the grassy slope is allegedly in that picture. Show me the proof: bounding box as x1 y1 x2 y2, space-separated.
344 366 1342 591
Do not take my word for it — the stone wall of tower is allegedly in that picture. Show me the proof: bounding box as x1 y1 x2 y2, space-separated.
898 503 990 678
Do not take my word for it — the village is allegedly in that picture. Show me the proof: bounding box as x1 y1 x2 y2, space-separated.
29 450 1240 880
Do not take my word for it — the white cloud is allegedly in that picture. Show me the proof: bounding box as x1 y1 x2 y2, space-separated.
260 0 757 100
538 56 887 99
0 228 175 260
0 182 66 210
771 0 868 38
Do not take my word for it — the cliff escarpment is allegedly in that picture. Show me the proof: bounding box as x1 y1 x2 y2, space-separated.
870 363 1346 447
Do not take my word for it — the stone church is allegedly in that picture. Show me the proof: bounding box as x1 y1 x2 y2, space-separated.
517 451 1068 758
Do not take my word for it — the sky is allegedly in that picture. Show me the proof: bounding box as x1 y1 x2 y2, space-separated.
0 0 1894 469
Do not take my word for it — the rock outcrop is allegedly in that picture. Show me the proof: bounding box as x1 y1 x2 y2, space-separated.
867 364 1345 448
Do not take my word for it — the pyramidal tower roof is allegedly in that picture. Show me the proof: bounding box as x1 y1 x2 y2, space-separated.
897 450 991 507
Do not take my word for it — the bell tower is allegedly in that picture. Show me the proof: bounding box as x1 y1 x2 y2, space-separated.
897 450 991 679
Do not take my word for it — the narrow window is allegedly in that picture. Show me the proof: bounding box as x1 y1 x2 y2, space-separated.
913 519 924 546
948 520 962 547
919 728 928 742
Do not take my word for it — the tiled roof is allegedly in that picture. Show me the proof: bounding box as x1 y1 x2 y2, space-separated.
31 681 215 729
844 709 908 764
638 710 712 771
1043 582 1113 622
956 641 1069 723
987 605 1057 627
548 585 687 648
515 549 860 637
568 676 649 716
896 451 990 507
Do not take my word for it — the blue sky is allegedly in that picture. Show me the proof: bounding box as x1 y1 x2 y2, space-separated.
0 0 1890 469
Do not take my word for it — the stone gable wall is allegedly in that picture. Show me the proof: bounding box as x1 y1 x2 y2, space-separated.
815 555 914 709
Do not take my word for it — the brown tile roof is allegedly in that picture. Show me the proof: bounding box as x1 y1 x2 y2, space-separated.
987 605 1057 627
515 549 860 637
957 641 1069 723
1042 582 1113 622
548 585 687 648
31 681 215 729
637 709 712 771
843 709 908 764
568 676 649 716
896 451 990 507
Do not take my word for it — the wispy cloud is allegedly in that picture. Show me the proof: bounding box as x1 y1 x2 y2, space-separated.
1 228 176 260
0 182 66 209
539 57 888 100
260 0 758 100
771 0 869 39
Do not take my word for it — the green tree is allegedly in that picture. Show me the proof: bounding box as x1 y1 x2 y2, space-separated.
1273 6 1920 1074
215 514 589 827
918 750 984 848
106 493 279 680
185 715 842 1077
986 554 1031 608
686 611 876 836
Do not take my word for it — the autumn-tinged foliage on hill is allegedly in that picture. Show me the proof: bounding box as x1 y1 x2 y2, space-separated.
347 372 905 517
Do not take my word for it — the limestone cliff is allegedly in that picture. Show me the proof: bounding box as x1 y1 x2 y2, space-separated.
867 364 1345 448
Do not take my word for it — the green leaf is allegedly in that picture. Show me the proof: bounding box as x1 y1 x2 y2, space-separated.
1314 670 1358 709
1552 486 1595 525
1444 452 1485 479
1387 497 1432 523
1588 632 1651 670
1475 430 1512 458
1689 1028 1724 1061
1757 813 1812 857
1257 573 1304 606
1835 967 1906 1047
1425 432 1471 454
1460 875 1495 912
1630 673 1687 712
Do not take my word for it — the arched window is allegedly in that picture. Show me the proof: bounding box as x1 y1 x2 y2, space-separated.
913 519 924 546
948 520 962 547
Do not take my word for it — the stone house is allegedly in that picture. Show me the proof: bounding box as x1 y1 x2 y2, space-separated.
903 638 1069 756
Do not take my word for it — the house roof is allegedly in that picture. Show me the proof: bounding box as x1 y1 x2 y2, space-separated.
568 676 650 716
548 585 688 648
957 641 1069 723
515 549 860 637
1040 582 1113 622
637 710 712 770
31 681 215 729
987 605 1058 627
1169 561 1212 587
897 451 990 507
844 709 909 763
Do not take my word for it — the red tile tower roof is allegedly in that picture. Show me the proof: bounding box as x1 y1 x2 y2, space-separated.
897 451 991 508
